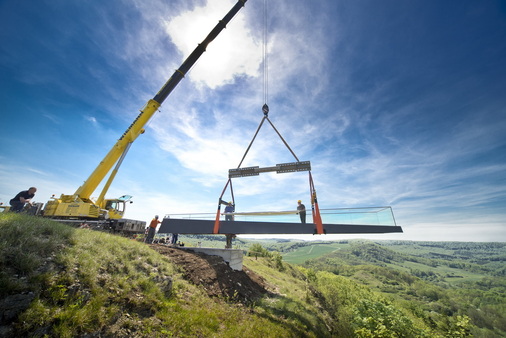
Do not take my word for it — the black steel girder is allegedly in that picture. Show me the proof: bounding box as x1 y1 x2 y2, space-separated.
159 218 403 235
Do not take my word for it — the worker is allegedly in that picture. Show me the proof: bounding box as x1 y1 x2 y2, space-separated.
297 200 306 224
225 234 236 249
9 187 37 212
224 202 235 221
145 215 161 244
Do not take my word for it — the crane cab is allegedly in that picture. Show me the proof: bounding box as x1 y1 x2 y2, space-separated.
43 194 133 220
104 195 133 219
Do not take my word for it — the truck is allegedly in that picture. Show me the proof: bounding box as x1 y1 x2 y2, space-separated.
37 0 249 234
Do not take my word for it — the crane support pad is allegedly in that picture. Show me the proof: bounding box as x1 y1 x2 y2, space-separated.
159 218 403 235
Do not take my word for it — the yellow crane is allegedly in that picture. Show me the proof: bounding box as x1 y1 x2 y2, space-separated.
42 0 248 229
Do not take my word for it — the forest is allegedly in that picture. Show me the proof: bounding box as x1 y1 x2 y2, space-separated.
257 239 506 337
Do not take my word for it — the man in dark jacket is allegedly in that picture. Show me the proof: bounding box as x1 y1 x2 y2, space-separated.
224 202 235 221
9 187 37 212
297 200 306 224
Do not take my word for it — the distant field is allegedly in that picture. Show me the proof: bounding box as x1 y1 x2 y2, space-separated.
387 260 485 284
280 240 505 286
283 243 348 264
386 244 455 256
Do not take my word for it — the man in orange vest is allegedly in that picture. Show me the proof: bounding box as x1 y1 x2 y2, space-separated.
146 215 161 244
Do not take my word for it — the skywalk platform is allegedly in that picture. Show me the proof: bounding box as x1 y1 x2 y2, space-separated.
159 207 402 235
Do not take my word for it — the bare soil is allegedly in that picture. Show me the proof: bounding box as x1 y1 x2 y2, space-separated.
151 245 271 304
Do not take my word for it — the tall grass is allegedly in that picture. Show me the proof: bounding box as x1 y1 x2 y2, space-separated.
0 213 74 296
0 214 302 337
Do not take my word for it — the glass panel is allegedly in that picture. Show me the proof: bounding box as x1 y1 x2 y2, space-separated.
164 206 396 226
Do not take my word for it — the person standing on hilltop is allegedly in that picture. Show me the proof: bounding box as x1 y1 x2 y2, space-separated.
145 215 161 244
9 187 37 212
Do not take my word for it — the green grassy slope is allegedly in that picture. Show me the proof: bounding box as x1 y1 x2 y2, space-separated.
3 214 500 337
282 243 343 264
0 214 311 337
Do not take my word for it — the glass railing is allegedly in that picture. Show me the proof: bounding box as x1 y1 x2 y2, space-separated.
164 206 396 226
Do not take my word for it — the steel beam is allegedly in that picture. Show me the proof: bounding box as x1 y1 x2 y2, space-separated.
159 218 403 235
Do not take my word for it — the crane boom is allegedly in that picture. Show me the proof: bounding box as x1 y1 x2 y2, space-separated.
77 0 248 200
44 0 248 220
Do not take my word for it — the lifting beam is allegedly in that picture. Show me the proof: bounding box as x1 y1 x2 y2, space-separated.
214 104 324 235
228 161 311 178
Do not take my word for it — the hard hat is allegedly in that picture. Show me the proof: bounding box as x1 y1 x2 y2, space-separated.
298 200 301 203
155 215 159 218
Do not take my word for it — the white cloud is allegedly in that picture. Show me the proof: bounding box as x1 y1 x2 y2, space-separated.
85 116 98 125
163 0 262 89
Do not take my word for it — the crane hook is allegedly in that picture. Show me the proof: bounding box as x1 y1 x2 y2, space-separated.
262 103 269 116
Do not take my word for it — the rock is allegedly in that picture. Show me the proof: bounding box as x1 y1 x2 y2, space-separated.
0 292 35 325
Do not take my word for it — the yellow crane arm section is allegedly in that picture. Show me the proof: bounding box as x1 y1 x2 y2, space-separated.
74 99 159 200
71 0 248 202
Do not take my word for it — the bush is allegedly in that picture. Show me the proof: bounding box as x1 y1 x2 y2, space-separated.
247 243 270 258
269 252 285 272
353 299 425 338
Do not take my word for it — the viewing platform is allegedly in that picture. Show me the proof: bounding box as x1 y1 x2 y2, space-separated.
159 207 402 235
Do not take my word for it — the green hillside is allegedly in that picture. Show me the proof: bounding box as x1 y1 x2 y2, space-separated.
283 243 349 264
279 239 506 337
1 213 503 337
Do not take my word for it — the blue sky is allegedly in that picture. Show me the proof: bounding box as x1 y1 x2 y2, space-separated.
1 0 505 242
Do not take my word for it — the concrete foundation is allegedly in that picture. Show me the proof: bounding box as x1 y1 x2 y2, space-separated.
182 247 243 271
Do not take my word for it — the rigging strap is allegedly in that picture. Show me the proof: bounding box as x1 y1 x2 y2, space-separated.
236 116 267 168
265 116 300 162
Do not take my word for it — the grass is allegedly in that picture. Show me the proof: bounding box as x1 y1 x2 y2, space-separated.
282 244 341 264
0 212 75 296
3 214 499 336
0 213 325 337
244 256 331 336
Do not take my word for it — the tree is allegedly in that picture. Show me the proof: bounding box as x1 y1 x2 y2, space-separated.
247 243 270 258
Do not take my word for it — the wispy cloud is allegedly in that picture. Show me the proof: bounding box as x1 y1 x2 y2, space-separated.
85 116 98 125
42 113 60 124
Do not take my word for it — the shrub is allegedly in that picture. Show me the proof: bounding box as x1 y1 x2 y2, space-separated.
247 243 270 258
353 299 425 338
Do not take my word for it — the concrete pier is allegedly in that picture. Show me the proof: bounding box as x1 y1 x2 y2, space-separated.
182 247 243 271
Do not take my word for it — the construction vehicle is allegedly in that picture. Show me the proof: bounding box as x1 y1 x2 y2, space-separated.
39 0 249 233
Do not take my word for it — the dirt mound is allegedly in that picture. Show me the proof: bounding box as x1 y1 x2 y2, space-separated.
152 245 270 304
